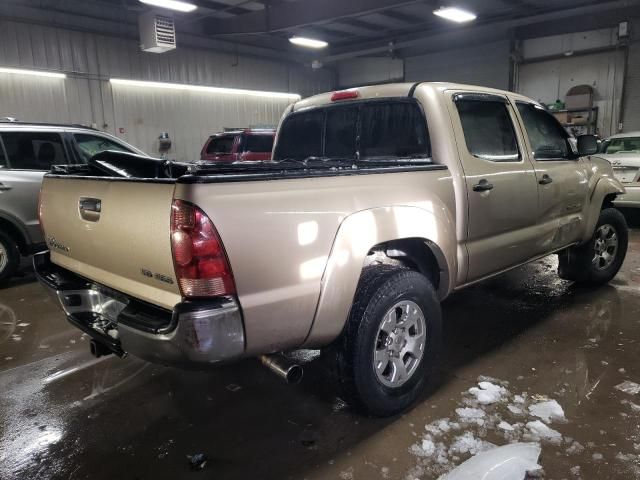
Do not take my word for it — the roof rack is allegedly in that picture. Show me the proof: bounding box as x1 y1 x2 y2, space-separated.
0 121 98 130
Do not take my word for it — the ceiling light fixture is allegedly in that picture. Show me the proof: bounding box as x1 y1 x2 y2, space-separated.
0 67 66 78
109 78 301 100
289 36 329 49
139 0 197 12
433 7 477 23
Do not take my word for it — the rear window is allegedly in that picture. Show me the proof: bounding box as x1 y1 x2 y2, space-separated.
274 100 430 161
1 131 68 170
241 134 274 153
206 136 236 154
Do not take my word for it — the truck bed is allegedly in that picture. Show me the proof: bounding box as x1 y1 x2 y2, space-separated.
40 151 454 354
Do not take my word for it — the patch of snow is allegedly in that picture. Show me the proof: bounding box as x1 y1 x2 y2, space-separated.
528 400 566 424
565 441 585 455
17 322 30 327
456 407 485 421
592 452 604 461
514 394 525 404
570 465 581 476
448 432 494 456
525 420 563 445
468 382 509 405
507 404 524 416
615 380 640 395
440 443 541 480
11 334 21 341
498 421 514 431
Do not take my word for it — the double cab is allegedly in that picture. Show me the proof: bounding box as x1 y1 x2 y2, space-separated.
36 83 627 416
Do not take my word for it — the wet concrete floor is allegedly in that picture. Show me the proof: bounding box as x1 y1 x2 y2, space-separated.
1 229 640 480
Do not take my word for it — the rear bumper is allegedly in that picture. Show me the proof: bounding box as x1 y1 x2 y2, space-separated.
33 251 245 368
614 184 640 208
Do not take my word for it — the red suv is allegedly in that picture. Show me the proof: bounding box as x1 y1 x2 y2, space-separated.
200 129 275 162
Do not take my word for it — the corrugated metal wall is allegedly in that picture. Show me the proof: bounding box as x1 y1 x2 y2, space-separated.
0 20 334 160
404 40 511 90
622 18 640 132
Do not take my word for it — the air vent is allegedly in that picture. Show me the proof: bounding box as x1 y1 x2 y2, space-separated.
139 11 177 53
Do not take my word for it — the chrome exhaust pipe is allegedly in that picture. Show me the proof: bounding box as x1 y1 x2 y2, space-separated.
260 354 303 384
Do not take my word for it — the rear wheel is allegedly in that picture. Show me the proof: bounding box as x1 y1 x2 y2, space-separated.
558 208 628 286
331 266 442 417
0 231 20 282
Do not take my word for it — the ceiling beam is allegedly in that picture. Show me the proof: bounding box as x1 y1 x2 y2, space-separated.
202 0 423 35
322 0 640 62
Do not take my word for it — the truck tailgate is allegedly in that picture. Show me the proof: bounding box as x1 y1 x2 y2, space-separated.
39 177 181 310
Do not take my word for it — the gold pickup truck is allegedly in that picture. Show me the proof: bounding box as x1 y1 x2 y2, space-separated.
35 82 628 416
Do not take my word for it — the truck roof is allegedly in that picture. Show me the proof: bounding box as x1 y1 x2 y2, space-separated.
292 82 538 111
607 131 640 139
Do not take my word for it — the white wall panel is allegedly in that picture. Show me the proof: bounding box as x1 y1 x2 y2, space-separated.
0 19 334 157
111 84 293 160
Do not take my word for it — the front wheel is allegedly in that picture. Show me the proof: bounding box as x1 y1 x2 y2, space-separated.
331 266 442 417
558 208 628 286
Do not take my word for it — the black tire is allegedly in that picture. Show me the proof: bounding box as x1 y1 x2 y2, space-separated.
0 231 20 282
558 208 628 286
331 266 442 417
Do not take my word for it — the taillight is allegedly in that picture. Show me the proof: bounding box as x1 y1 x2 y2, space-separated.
170 200 236 298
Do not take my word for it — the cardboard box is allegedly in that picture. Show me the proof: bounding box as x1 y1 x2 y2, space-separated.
565 93 593 110
552 111 569 124
569 113 589 125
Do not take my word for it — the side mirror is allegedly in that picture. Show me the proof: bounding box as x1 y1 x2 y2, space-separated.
577 134 599 156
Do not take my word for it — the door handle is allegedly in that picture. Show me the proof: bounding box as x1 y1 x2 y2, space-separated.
472 179 494 192
538 174 553 185
0 183 12 191
79 197 101 222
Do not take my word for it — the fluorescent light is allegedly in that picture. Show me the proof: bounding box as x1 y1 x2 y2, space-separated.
139 0 197 12
0 67 66 79
289 36 329 49
433 7 477 23
109 78 301 100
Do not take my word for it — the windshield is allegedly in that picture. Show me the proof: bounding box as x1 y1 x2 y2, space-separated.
602 137 640 154
273 100 430 161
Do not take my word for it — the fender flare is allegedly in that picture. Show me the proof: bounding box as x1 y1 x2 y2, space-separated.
580 177 625 243
302 205 456 348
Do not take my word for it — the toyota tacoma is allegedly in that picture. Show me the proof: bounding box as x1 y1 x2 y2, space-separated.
35 83 628 416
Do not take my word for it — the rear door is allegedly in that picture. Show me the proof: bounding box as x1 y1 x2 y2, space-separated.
238 133 274 161
514 102 590 251
0 130 71 245
448 92 540 281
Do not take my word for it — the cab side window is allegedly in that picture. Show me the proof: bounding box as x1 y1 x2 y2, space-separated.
1 132 67 170
516 103 572 161
455 98 520 162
